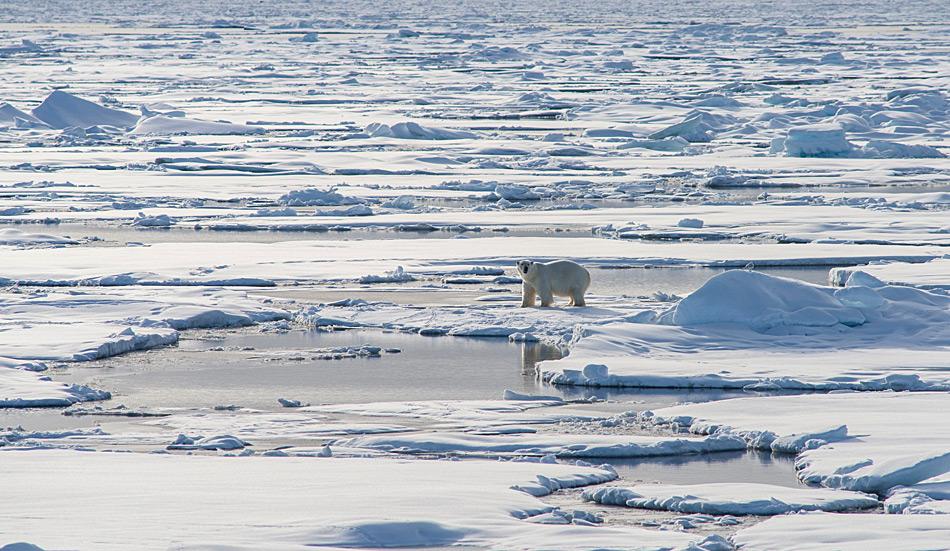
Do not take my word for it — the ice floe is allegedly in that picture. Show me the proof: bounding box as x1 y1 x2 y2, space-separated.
542 270 950 391
0 368 109 408
0 449 700 550
643 391 950 494
337 431 745 458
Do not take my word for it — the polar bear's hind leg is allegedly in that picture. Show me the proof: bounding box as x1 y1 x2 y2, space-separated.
571 287 586 307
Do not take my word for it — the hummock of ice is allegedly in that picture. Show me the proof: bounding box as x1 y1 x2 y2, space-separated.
0 101 47 128
541 270 950 391
584 482 878 515
0 449 702 550
365 121 478 140
30 90 139 129
776 123 945 159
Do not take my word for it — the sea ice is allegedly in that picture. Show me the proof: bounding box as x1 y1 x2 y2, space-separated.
584 482 878 515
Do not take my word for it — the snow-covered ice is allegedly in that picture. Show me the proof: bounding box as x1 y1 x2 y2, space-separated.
338 431 745 459
542 270 950 391
584 482 878 515
0 449 701 550
643 391 950 494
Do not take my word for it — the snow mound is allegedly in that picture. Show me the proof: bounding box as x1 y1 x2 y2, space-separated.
365 122 477 140
130 115 264 136
584 483 878 515
649 111 735 143
861 140 945 159
667 270 865 331
31 91 138 129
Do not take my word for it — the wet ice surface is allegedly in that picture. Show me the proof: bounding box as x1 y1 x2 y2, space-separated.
58 328 565 409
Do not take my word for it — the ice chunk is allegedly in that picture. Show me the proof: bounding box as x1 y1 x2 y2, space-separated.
278 188 361 207
357 266 414 284
677 218 704 229
780 124 854 157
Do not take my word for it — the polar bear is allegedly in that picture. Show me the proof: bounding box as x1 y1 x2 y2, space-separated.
517 259 591 308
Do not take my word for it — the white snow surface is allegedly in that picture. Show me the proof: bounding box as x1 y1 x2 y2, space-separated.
0 238 939 286
0 449 700 550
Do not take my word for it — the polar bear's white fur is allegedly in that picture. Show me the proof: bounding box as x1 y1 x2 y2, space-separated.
517 259 591 308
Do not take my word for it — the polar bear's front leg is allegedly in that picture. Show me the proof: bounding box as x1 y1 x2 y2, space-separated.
538 287 555 308
521 281 537 307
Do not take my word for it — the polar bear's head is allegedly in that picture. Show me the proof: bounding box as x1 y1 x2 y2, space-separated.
516 260 535 277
